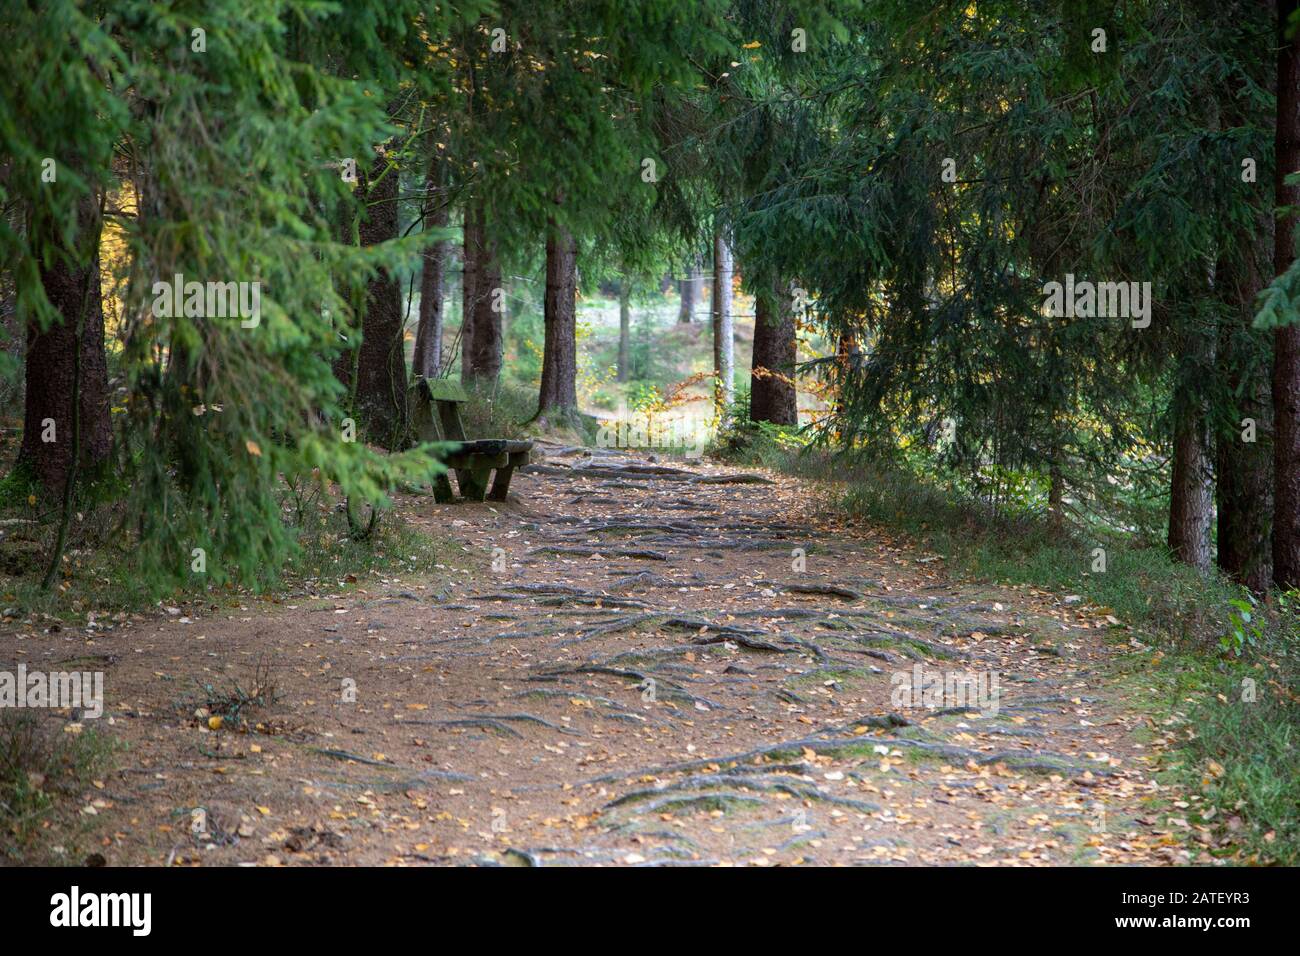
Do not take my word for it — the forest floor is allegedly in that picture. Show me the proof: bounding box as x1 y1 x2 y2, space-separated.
7 442 1196 866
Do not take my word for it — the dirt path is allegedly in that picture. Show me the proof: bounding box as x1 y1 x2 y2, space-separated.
8 443 1189 866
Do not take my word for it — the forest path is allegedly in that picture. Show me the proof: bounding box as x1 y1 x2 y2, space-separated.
38 443 1187 866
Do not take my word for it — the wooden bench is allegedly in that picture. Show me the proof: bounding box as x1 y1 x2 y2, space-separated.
409 377 533 503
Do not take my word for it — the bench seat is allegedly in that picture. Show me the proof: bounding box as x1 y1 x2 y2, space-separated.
409 377 534 502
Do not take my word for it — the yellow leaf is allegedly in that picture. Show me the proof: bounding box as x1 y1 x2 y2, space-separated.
256 806 271 815
207 715 224 730
742 40 762 49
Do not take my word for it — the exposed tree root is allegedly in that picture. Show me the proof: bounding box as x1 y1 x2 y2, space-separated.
612 791 765 815
534 662 720 709
309 748 470 782
397 717 523 737
607 570 686 591
689 474 774 485
509 688 652 723
528 545 668 561
691 632 791 652
394 712 580 737
771 582 865 601
581 730 1105 787
604 768 880 815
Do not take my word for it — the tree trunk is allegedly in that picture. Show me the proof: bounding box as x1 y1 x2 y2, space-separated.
711 230 734 415
750 281 798 426
1047 462 1065 529
460 203 480 384
470 255 503 386
1168 401 1214 570
352 153 408 449
538 216 578 420
617 281 631 383
677 256 700 323
19 192 111 493
461 200 502 386
446 243 462 309
462 199 502 386
1273 0 1300 588
413 155 447 380
331 189 358 391
1216 223 1274 593
1168 234 1221 570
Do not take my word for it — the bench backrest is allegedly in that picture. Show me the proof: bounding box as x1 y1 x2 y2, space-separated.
410 377 469 444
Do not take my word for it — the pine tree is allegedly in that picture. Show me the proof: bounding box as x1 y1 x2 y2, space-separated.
1 0 465 589
350 151 409 449
18 190 112 493
750 281 797 426
1270 0 1300 587
711 229 734 415
413 147 449 381
538 210 578 422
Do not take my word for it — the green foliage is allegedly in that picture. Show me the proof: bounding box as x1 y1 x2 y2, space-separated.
0 0 466 593
458 379 537 442
0 712 119 863
1223 597 1264 656
712 388 807 458
1170 603 1300 863
729 431 1241 643
445 0 733 258
720 0 1275 525
624 307 677 385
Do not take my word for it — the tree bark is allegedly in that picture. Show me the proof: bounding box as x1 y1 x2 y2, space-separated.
711 230 734 414
1168 369 1215 570
750 281 798 426
352 153 408 449
1216 222 1274 592
1272 0 1300 588
617 280 631 382
461 199 502 386
1047 461 1065 529
460 203 480 384
1168 236 1220 570
413 154 448 380
538 215 578 420
1169 248 1222 570
677 256 701 323
19 191 111 492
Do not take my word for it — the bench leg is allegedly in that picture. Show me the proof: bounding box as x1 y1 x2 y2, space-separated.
487 466 514 502
457 467 491 502
432 472 455 504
